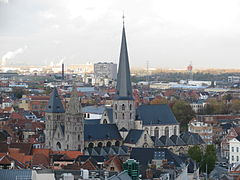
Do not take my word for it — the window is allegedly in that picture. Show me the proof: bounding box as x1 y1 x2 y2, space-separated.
154 127 159 138
130 113 132 119
232 147 234 152
174 126 177 135
122 113 124 119
237 156 239 162
115 113 117 119
237 147 239 152
144 134 147 141
122 104 125 111
115 104 117 110
129 104 132 110
110 167 115 171
165 127 169 137
232 156 234 161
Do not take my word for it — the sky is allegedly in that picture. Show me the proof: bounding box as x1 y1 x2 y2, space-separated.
1 0 240 69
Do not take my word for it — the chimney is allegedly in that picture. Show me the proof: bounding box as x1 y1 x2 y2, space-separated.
62 63 64 80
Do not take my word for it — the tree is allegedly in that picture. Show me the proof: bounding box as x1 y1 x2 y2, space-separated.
172 100 195 132
201 145 217 174
188 145 202 163
150 97 168 105
231 99 240 114
12 88 24 99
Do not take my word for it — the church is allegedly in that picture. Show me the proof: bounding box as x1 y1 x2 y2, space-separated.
44 20 180 151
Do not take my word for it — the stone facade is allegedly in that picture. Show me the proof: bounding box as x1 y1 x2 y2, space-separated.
113 100 135 131
143 125 179 138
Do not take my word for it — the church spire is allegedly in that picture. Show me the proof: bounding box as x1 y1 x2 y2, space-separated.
116 17 133 100
46 87 65 113
66 85 82 114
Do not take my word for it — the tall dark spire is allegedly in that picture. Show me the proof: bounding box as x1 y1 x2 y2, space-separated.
116 18 133 100
46 88 65 113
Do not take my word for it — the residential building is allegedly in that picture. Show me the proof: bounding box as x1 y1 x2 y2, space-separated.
229 136 240 164
188 119 213 144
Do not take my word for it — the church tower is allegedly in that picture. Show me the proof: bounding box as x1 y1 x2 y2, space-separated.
64 85 84 151
45 88 65 149
113 18 135 131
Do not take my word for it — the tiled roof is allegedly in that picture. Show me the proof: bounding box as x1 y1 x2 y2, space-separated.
136 104 179 125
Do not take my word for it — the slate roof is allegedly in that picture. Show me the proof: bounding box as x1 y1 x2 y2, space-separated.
84 119 101 125
116 25 133 100
130 148 184 168
0 170 32 180
170 135 186 146
180 132 205 145
84 124 122 141
136 104 179 125
106 107 113 123
124 129 144 144
85 146 129 156
108 170 132 180
45 88 65 113
159 136 175 146
82 105 105 114
236 135 240 141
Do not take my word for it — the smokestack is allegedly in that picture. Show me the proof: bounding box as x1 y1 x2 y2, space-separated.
62 63 64 80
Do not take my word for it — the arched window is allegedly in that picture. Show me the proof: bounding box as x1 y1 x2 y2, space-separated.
115 104 117 110
154 127 159 138
144 134 147 141
97 142 103 147
130 113 132 119
143 143 148 148
115 141 120 146
103 119 108 124
67 135 69 141
78 134 80 141
58 133 60 138
122 104 125 111
115 113 117 119
174 126 177 135
165 127 169 137
122 113 125 119
106 141 112 147
129 104 132 110
88 142 94 148
56 142 61 150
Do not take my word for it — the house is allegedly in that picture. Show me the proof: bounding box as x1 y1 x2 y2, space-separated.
229 136 240 164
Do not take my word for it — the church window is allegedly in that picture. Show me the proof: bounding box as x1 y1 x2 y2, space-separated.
122 104 125 110
174 126 177 135
130 104 132 110
115 141 120 146
165 127 169 137
154 127 159 138
130 113 132 119
144 134 147 141
78 135 80 141
106 141 112 147
67 144 69 149
56 142 61 150
88 142 94 148
143 143 148 148
115 104 117 110
58 133 60 138
145 128 149 134
103 119 108 124
97 142 103 147
122 113 125 119
115 113 117 119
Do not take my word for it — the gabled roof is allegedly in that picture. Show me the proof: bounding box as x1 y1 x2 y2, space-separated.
84 124 122 141
180 132 205 145
116 25 133 100
45 88 65 113
170 135 186 146
159 136 175 146
82 105 105 114
124 129 144 144
136 104 179 125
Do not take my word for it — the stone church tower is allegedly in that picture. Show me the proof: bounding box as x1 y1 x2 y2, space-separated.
45 88 65 149
45 86 84 151
64 85 84 151
113 21 135 131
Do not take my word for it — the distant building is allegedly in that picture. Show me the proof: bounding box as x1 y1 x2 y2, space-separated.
229 136 240 164
228 76 240 83
190 101 206 114
94 62 117 80
188 119 213 144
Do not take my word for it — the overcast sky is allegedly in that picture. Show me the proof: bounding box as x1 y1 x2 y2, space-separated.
1 0 240 69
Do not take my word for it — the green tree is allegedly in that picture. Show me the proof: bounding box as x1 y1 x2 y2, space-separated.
188 145 202 163
172 100 195 132
12 88 24 99
201 145 217 174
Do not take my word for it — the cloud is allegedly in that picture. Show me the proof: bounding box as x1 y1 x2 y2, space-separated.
0 0 8 4
1 46 28 66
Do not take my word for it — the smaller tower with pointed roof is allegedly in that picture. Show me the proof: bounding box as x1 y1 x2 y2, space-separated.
45 88 65 149
64 85 84 151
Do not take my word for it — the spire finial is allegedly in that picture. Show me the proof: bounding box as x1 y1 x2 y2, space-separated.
122 11 125 26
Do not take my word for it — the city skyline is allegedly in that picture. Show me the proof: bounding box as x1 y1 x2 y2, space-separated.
1 0 240 69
